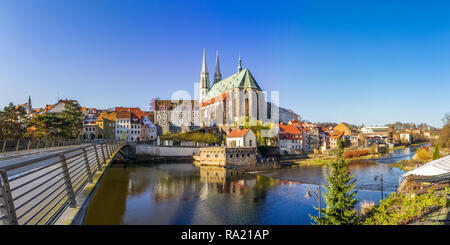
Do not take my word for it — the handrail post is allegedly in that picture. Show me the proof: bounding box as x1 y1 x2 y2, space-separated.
108 143 113 156
105 142 111 158
82 148 93 183
0 170 18 225
93 144 102 170
100 143 107 165
58 154 77 208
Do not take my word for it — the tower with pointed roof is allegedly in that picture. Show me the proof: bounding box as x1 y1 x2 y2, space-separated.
238 54 242 72
200 49 210 102
26 95 32 112
213 50 222 85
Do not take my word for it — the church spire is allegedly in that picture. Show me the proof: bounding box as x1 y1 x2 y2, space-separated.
214 50 222 84
200 48 210 89
200 49 210 101
27 95 32 111
238 54 242 72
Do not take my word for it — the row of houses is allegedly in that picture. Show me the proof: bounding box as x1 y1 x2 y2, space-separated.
83 106 158 142
277 121 437 155
278 120 334 155
20 98 157 143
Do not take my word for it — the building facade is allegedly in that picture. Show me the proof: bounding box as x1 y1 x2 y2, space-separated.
278 124 303 155
226 129 256 147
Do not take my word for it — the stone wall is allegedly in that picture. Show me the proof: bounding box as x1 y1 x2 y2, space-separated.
225 147 257 166
197 146 257 167
135 144 200 162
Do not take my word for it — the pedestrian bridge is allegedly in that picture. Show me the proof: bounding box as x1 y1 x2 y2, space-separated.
0 140 127 225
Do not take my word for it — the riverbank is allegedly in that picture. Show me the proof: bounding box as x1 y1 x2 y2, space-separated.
292 153 382 167
389 159 422 171
388 146 450 172
360 145 450 225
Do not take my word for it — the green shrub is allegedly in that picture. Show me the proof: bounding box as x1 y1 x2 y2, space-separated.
361 190 448 225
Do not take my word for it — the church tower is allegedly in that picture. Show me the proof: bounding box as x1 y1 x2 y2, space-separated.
27 95 32 112
213 50 222 84
200 49 210 101
238 54 242 72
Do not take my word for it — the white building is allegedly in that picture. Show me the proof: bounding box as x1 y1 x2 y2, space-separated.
361 126 388 134
400 132 412 144
140 116 158 142
278 124 303 154
115 111 140 142
226 129 256 147
83 114 99 140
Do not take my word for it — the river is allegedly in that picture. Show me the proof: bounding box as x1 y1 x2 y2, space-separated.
83 145 426 225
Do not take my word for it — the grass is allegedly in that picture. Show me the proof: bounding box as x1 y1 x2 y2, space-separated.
293 158 335 167
389 159 422 172
348 153 382 160
392 145 406 150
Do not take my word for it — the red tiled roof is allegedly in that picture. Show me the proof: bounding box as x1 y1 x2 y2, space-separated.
227 129 250 138
201 93 227 107
116 111 132 119
279 124 303 140
42 104 56 113
115 107 148 120
331 130 344 139
279 124 302 135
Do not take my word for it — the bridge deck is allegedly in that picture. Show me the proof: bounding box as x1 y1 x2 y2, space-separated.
0 140 125 225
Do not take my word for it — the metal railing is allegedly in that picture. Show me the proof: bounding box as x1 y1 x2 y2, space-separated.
0 140 125 225
0 138 112 153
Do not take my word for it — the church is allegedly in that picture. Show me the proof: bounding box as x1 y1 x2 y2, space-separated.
199 49 269 129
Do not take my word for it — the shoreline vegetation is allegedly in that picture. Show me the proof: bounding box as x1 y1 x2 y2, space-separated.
292 144 450 225
388 160 421 172
292 151 383 167
362 146 450 225
389 146 450 172
361 188 449 225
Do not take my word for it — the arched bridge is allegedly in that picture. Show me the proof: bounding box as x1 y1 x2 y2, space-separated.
0 140 127 225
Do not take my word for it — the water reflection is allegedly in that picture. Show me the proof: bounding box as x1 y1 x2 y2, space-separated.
84 162 391 225
83 145 426 225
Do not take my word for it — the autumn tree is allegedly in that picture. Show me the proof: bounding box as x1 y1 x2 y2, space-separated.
62 101 84 139
437 113 450 148
0 103 25 139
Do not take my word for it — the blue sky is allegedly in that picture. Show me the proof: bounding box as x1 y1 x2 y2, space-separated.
0 0 449 127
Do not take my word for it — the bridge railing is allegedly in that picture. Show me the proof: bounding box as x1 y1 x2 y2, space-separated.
0 139 125 225
0 138 113 153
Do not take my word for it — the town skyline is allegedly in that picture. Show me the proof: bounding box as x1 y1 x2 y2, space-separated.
1 1 450 127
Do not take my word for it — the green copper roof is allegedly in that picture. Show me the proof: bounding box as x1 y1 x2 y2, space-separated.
204 68 262 100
